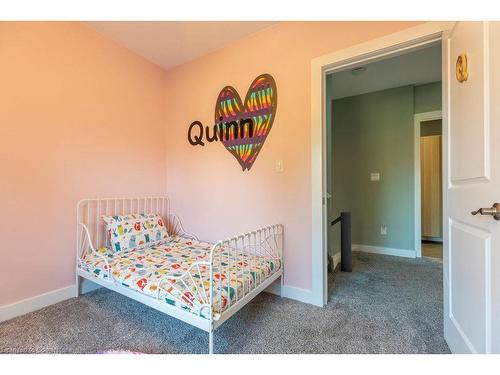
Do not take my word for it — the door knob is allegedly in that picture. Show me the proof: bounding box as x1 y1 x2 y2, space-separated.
471 203 500 220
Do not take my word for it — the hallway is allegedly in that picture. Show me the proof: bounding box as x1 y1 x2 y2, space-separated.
327 251 449 353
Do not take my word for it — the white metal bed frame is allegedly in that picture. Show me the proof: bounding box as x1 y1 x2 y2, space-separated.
75 197 283 354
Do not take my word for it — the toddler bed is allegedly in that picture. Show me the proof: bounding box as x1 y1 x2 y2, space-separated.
76 197 283 354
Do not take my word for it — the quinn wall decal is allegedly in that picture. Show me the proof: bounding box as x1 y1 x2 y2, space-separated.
187 73 278 171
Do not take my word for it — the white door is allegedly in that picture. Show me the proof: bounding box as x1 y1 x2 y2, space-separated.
444 21 500 353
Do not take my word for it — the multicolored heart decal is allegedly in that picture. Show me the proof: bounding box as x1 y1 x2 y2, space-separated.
215 74 277 171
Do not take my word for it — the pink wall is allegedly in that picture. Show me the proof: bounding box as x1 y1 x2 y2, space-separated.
0 21 422 307
0 22 167 306
163 22 421 291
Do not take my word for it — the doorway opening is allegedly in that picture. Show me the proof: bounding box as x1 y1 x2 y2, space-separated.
310 22 454 307
324 42 443 297
415 112 443 261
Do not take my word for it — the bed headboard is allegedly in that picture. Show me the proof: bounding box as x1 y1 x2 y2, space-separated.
76 196 169 252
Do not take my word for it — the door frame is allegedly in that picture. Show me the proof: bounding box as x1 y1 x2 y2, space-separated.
414 110 443 257
310 21 456 307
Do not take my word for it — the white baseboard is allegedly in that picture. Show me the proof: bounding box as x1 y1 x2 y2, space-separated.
0 285 75 323
353 244 416 258
282 285 316 304
2 278 315 324
265 279 316 305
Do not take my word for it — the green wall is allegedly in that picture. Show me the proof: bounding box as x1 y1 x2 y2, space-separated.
414 81 442 113
329 82 441 255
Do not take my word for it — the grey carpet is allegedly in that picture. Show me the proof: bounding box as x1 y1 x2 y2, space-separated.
0 252 450 354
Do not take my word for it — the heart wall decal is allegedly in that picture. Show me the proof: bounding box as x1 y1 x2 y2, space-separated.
215 74 278 171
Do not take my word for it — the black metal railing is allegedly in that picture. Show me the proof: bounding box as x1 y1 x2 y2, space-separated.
331 212 352 272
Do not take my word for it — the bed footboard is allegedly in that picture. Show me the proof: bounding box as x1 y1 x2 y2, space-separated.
209 224 284 322
156 223 284 321
155 223 284 354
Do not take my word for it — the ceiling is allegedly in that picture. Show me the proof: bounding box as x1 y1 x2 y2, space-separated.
86 21 276 70
329 43 442 99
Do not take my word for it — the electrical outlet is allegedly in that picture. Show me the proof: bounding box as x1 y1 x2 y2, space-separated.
380 224 387 235
275 159 284 173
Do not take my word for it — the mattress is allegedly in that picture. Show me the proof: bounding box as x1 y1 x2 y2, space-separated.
79 236 280 319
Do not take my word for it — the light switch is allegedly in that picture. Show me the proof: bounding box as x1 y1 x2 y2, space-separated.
275 159 284 173
370 172 380 181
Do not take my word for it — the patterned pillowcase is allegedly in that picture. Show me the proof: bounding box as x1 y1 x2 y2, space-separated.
102 213 169 253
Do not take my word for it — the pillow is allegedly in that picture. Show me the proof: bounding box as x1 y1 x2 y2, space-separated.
102 213 169 252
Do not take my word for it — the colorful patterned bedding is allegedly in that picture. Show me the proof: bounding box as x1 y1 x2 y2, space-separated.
79 236 280 320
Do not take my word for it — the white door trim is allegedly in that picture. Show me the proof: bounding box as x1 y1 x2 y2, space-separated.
310 21 456 307
414 110 443 257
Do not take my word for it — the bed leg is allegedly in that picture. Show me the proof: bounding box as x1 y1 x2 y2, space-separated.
280 273 284 298
75 275 80 298
209 330 214 355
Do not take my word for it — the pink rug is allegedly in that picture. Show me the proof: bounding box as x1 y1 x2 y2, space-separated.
98 349 144 354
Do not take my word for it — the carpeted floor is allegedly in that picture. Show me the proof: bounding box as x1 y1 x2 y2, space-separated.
0 252 450 354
